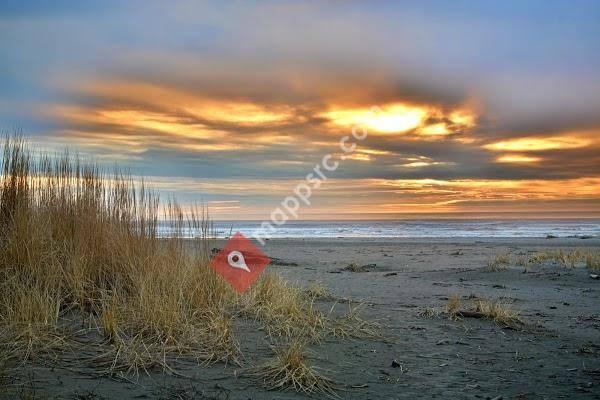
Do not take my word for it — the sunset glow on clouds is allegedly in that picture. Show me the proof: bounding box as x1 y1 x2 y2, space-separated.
137 176 600 219
484 135 593 152
2 1 600 218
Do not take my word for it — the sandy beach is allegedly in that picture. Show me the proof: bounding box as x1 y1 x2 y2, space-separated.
4 237 599 399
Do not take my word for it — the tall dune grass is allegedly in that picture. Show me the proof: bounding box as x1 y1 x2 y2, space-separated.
0 137 380 396
0 137 238 369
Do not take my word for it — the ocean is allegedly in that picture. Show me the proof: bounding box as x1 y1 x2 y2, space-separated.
159 218 600 239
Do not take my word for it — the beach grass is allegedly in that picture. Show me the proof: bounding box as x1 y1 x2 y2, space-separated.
328 302 383 340
243 273 328 341
473 299 521 326
585 252 600 271
305 280 336 301
528 249 596 268
0 137 242 373
0 342 7 395
0 137 383 395
487 249 600 272
445 296 521 327
486 252 511 271
445 295 461 318
250 339 337 397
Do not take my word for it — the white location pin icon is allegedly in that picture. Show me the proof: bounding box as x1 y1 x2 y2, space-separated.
227 250 251 272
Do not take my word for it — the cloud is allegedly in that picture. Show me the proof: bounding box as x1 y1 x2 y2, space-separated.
483 133 596 152
2 1 600 215
138 176 600 219
36 70 600 186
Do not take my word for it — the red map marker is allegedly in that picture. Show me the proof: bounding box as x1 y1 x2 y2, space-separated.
209 232 270 293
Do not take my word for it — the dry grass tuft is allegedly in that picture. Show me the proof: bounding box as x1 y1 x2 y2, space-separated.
243 274 327 340
96 333 173 378
487 249 600 273
250 339 337 397
245 276 383 343
585 252 600 271
527 251 552 265
304 281 336 301
445 295 461 318
342 262 375 272
486 253 510 271
0 326 67 364
445 296 521 327
94 314 240 377
554 249 583 268
329 302 383 340
474 299 521 326
527 249 596 268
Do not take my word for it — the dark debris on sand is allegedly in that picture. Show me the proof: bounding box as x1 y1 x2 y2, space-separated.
342 262 377 272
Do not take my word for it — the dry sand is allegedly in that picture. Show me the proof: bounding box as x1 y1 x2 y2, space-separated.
3 237 600 399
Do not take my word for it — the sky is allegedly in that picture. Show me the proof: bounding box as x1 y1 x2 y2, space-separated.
1 0 600 219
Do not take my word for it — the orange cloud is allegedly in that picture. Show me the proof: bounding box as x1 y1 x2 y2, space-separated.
484 135 593 152
343 153 372 161
496 154 542 163
76 80 297 126
34 75 599 220
139 176 600 219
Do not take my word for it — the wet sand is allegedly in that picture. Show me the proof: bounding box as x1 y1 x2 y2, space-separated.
4 237 600 399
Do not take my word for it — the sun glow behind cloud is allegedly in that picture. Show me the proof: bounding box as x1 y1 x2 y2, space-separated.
323 103 426 134
419 123 449 136
322 103 476 139
47 81 482 163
